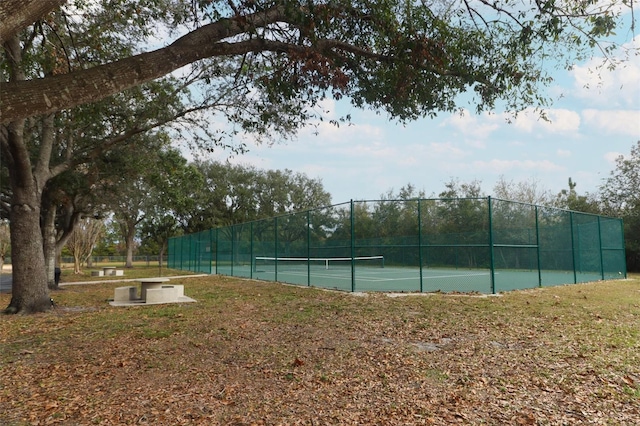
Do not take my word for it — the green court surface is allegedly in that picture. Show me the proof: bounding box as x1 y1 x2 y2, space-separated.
215 263 609 294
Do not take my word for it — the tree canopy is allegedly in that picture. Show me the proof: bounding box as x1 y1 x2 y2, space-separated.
185 160 332 231
2 0 633 126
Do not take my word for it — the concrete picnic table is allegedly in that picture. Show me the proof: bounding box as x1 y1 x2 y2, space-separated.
138 277 171 301
107 276 198 306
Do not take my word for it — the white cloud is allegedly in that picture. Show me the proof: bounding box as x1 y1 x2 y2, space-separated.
340 142 396 159
581 109 640 136
544 109 582 133
557 149 571 158
465 139 487 149
512 108 581 134
441 108 582 136
306 98 338 120
427 141 470 157
298 120 385 146
569 35 640 108
472 159 564 173
442 110 500 139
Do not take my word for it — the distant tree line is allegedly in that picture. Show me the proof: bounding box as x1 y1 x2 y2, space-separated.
1 152 332 277
3 140 639 276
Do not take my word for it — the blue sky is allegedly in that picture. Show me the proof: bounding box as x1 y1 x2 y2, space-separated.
204 34 640 205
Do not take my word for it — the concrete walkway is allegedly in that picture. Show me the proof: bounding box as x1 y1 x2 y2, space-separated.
0 273 208 294
59 274 208 286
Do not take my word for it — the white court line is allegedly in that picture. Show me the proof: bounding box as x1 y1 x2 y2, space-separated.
262 270 491 282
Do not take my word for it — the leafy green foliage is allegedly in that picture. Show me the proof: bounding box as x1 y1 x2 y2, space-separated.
554 178 601 213
600 141 640 270
184 160 332 232
3 0 635 125
138 148 204 259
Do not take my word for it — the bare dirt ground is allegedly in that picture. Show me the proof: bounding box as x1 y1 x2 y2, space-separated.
1 274 639 425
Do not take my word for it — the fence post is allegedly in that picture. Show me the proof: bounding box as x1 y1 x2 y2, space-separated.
215 227 219 275
307 210 311 287
250 221 254 279
167 237 176 269
350 200 355 293
230 226 235 276
535 205 542 287
597 217 605 280
621 218 628 278
196 232 201 272
275 216 279 283
176 237 180 270
488 196 496 294
418 199 424 293
569 212 577 284
190 233 195 272
209 228 213 274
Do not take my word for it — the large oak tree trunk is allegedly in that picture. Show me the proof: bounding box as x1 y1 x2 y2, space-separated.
6 185 50 314
159 240 167 267
2 37 52 313
125 220 135 268
42 204 59 290
3 128 50 313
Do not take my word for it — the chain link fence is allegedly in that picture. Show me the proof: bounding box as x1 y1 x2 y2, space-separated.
169 198 626 294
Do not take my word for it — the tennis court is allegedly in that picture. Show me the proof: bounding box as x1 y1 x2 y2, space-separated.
216 255 607 293
251 262 493 293
169 197 626 294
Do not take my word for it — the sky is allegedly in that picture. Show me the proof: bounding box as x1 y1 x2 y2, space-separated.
199 29 640 205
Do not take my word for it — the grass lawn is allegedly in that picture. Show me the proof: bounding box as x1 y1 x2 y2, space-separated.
55 263 195 282
1 271 639 425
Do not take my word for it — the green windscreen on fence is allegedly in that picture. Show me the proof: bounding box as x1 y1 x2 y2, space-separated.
168 197 627 294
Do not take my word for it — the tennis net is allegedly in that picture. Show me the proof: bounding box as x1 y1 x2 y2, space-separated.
254 255 385 272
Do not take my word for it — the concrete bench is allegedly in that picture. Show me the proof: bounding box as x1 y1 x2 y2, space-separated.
113 286 138 302
145 285 185 304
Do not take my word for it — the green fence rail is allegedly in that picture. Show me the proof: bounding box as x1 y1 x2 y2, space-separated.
168 197 627 294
